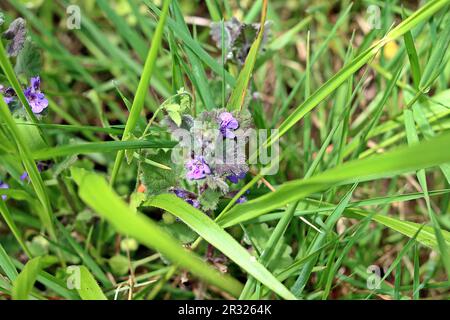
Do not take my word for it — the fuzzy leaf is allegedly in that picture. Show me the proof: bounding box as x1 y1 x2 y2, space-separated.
14 39 41 77
140 150 180 194
199 188 221 211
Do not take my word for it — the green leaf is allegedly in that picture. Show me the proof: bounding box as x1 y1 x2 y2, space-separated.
71 167 243 298
77 266 107 300
12 257 42 300
198 188 221 211
144 194 297 300
168 110 182 127
14 39 42 77
110 0 172 186
140 150 179 195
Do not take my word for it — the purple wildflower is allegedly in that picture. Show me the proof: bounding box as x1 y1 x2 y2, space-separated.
0 85 15 105
228 189 249 204
226 171 247 184
187 198 200 208
0 181 9 201
20 172 29 181
186 156 211 180
20 163 44 182
171 188 200 208
24 76 48 114
218 112 239 138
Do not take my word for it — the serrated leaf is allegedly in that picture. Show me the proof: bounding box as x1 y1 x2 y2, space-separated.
198 188 221 211
164 103 181 112
140 150 179 195
168 110 182 126
14 39 41 77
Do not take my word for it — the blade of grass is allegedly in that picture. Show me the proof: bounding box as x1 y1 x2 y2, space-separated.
145 194 297 300
266 0 449 148
71 167 244 298
12 257 42 300
226 0 268 112
404 109 450 278
110 0 171 186
402 10 421 89
291 184 357 296
0 98 55 239
0 201 32 257
219 132 450 228
0 244 19 281
33 139 176 160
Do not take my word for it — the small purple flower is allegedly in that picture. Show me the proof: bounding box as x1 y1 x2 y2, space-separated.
30 76 41 91
20 172 29 181
0 85 15 105
226 171 247 184
186 156 211 180
24 76 48 114
218 112 239 138
20 163 44 182
0 181 9 201
236 195 247 204
171 188 200 208
186 198 200 208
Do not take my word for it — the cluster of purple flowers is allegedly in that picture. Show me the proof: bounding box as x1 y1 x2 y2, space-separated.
184 111 247 184
169 110 250 209
0 76 48 114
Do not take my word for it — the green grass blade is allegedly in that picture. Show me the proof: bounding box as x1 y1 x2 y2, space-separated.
33 139 175 160
266 0 449 147
291 184 356 296
71 167 243 298
419 12 450 91
145 193 297 300
56 221 110 287
0 201 32 257
404 109 450 278
0 244 19 281
110 0 171 186
219 132 450 227
145 0 236 86
402 11 421 89
226 0 268 111
0 98 55 239
12 257 42 300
